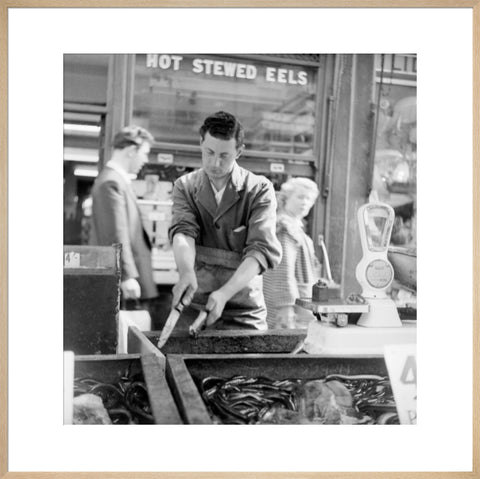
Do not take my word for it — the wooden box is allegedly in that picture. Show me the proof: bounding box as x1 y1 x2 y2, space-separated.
166 354 388 424
74 353 181 424
64 244 121 354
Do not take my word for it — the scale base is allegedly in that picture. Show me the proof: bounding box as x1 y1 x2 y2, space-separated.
357 297 402 328
304 320 416 355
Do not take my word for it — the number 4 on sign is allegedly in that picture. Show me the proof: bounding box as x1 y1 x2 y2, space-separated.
384 344 417 425
400 355 417 385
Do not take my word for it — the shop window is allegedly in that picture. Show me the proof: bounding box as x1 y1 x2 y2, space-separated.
132 54 318 158
372 54 417 308
372 54 416 246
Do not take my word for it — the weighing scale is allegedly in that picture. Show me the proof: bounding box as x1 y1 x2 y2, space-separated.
296 201 416 355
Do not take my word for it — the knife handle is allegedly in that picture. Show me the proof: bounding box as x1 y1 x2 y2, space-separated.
189 310 208 339
174 301 185 314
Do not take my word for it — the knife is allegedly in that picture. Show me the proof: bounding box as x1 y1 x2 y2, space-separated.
156 300 186 349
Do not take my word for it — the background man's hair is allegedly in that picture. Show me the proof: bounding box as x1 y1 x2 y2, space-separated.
199 111 245 148
113 125 154 150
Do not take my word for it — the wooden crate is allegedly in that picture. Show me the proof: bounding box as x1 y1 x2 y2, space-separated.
166 354 389 424
64 244 121 354
74 353 181 424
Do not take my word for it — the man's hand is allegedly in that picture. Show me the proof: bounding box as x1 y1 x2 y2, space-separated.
121 278 141 300
205 289 229 326
202 256 262 327
172 271 197 308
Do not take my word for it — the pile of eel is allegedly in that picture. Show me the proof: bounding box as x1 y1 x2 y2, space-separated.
73 369 154 425
199 374 398 425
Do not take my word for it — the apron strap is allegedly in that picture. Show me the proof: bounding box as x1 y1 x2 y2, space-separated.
196 245 243 269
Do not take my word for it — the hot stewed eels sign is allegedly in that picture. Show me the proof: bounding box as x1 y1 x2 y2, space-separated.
145 54 310 86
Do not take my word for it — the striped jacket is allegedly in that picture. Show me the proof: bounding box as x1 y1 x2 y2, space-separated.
263 214 320 328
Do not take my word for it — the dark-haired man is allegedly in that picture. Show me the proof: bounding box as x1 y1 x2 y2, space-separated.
90 125 157 302
169 111 282 330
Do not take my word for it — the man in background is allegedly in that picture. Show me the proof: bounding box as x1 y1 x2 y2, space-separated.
90 125 157 304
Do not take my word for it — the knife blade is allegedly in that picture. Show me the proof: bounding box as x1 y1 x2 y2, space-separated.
157 301 185 349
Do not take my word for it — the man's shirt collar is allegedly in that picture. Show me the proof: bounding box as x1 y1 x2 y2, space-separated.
106 160 131 184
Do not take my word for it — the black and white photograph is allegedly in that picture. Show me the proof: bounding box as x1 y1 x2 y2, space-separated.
63 53 417 426
4 5 476 477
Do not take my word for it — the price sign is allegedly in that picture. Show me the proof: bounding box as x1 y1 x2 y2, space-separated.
384 344 417 424
157 153 174 165
269 163 285 173
64 252 80 268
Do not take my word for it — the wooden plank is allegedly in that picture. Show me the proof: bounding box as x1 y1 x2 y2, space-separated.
145 329 307 354
181 353 388 380
166 356 212 424
141 354 182 424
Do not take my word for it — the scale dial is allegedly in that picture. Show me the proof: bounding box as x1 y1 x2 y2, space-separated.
365 259 394 289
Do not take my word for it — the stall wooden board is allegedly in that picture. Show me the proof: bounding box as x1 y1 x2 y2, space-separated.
138 329 307 354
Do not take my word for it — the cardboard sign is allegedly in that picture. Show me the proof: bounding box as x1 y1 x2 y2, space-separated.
64 252 80 268
384 343 417 424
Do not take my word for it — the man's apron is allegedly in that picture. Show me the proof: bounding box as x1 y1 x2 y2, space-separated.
180 245 267 330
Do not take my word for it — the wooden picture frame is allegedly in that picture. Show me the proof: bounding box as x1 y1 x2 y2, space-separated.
1 2 478 478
